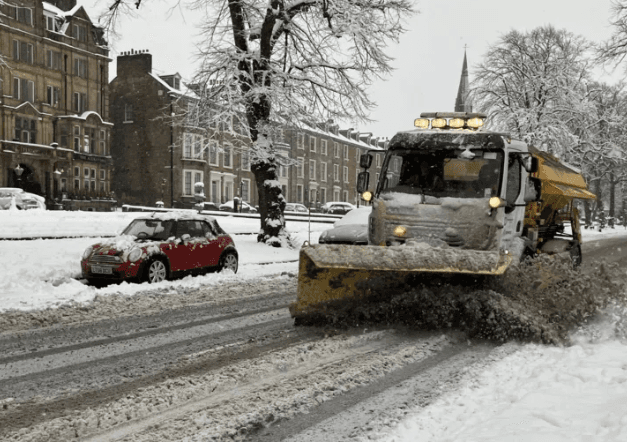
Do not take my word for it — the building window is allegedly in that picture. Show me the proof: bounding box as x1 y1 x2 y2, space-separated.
209 141 218 165
183 133 193 158
297 133 304 149
124 104 133 122
241 180 250 201
61 179 67 192
309 136 316 152
60 126 68 148
13 77 34 102
16 7 33 25
309 160 316 180
334 189 340 201
310 189 317 204
321 140 327 156
73 92 87 113
14 117 36 143
343 166 349 183
73 24 87 42
12 40 34 64
280 164 288 178
46 50 62 70
241 150 250 171
334 142 340 158
193 135 204 160
223 144 232 168
100 130 107 155
344 145 349 160
297 184 303 203
333 164 339 182
45 14 57 31
74 178 80 190
356 148 361 162
100 170 105 180
321 162 327 182
46 86 61 107
343 190 349 202
184 171 193 196
74 57 87 78
376 154 381 167
320 188 327 204
297 157 304 178
73 126 81 152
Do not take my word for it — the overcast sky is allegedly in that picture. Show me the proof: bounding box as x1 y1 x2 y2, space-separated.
85 0 624 139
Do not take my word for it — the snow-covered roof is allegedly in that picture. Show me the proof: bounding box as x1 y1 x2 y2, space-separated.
42 1 90 21
301 122 386 151
148 73 198 100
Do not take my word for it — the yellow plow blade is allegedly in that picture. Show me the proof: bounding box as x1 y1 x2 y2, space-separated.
290 244 513 318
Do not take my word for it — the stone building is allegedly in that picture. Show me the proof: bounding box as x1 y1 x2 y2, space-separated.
0 0 114 210
109 50 387 209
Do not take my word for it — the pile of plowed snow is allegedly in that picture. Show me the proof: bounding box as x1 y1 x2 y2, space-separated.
312 256 626 345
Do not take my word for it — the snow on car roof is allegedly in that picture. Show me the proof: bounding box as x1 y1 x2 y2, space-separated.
133 212 217 222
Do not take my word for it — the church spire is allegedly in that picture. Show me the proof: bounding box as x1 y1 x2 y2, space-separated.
454 49 472 112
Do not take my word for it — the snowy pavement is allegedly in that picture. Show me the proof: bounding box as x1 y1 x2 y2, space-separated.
2 210 627 441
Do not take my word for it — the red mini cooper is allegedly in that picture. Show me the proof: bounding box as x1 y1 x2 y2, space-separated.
81 213 238 285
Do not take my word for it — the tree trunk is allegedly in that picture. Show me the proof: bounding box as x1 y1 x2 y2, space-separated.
252 157 287 246
609 173 616 228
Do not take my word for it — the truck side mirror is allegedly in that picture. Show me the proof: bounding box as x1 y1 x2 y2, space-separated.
357 171 370 193
359 153 373 170
523 177 542 202
522 156 539 174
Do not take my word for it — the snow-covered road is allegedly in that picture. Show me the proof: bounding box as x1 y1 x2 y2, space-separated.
1 209 627 441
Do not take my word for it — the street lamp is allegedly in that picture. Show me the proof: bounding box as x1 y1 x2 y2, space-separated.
14 164 24 188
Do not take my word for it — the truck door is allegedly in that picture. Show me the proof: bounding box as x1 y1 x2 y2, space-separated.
501 153 527 254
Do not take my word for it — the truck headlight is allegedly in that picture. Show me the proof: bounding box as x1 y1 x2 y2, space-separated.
128 247 142 263
489 197 503 209
393 226 407 237
362 191 372 202
82 246 93 260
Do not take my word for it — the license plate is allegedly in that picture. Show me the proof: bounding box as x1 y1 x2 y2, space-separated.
92 265 113 275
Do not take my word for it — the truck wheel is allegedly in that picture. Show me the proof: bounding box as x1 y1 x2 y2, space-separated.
219 251 238 273
570 245 582 268
145 259 168 283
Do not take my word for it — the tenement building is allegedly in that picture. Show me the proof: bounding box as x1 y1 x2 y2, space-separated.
109 50 387 209
0 0 114 210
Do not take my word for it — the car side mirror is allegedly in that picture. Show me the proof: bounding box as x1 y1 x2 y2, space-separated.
357 171 370 193
359 153 373 170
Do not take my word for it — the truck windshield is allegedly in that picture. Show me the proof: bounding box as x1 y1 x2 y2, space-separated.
377 148 504 199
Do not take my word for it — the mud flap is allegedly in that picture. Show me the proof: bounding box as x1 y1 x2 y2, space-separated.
290 244 513 318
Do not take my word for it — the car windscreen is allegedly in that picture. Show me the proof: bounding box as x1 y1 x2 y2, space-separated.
122 219 175 240
377 148 504 199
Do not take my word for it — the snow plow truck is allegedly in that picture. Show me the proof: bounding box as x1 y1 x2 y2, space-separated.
290 112 596 321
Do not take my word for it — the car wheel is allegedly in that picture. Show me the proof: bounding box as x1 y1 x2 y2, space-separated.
145 258 168 283
219 251 238 273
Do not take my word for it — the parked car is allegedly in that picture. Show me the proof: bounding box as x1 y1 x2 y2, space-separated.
318 207 371 245
219 200 257 213
0 187 46 210
201 202 220 212
81 213 238 285
320 201 356 215
285 203 309 213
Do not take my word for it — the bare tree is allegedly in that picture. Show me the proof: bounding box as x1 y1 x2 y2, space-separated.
104 0 414 246
471 26 595 161
597 0 627 71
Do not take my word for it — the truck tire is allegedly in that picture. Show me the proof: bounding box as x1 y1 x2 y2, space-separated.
570 245 582 268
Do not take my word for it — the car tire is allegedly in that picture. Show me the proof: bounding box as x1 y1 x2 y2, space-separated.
145 258 168 283
219 251 238 273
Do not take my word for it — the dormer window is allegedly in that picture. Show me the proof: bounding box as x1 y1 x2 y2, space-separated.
45 13 57 31
73 24 87 42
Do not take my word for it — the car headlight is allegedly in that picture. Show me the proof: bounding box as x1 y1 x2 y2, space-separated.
82 246 93 260
128 247 142 263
